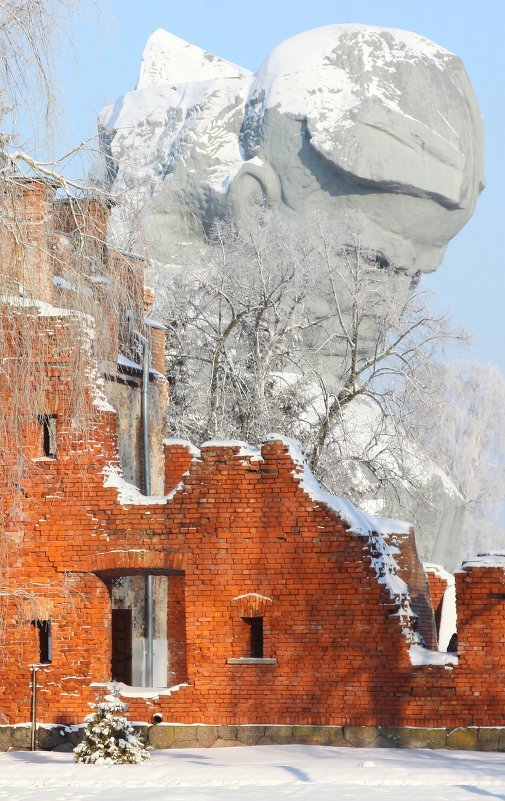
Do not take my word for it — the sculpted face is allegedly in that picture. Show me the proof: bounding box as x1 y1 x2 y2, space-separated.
228 25 484 275
100 25 484 275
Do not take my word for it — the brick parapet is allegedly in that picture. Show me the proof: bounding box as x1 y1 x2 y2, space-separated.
164 440 200 492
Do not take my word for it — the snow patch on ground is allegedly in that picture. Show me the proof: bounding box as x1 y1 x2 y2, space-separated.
0 745 504 801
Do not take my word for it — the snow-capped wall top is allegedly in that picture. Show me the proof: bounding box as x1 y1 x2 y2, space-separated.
161 431 412 539
423 562 456 585
163 437 201 457
460 552 505 570
137 28 250 89
262 433 411 538
200 439 262 461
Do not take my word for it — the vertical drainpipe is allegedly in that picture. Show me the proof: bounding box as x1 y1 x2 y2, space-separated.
30 664 39 751
134 331 154 687
145 573 154 687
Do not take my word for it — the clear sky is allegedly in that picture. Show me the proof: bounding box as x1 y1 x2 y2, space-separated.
36 0 504 372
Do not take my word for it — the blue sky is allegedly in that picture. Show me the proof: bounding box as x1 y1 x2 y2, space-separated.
36 0 504 372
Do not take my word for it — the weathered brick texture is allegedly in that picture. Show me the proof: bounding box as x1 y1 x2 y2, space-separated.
2 179 505 733
164 442 197 492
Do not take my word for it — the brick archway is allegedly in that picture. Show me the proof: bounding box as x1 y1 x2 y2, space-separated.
82 549 188 688
79 549 186 576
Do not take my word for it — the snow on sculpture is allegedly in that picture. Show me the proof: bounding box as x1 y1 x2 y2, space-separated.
97 24 484 274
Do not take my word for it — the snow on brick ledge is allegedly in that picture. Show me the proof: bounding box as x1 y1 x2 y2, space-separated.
102 464 183 506
459 552 505 570
163 438 201 457
262 434 411 538
91 681 188 700
424 563 455 583
409 644 457 667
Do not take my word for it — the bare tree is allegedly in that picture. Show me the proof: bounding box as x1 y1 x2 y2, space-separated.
163 217 319 443
0 0 67 129
154 213 461 518
0 0 105 187
413 361 505 557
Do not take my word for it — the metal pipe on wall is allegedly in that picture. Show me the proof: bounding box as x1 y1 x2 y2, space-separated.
134 331 151 497
134 331 154 687
30 663 50 750
145 574 154 687
30 664 38 751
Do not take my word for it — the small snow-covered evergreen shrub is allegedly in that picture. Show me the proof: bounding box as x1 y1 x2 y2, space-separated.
74 696 149 764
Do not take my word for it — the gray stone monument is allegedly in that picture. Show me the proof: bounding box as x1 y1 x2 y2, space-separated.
98 24 484 275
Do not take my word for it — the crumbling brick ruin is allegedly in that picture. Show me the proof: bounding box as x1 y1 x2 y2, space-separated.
1 180 505 741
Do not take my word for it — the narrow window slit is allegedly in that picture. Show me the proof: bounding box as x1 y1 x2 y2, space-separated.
37 415 57 458
243 616 263 658
31 619 52 663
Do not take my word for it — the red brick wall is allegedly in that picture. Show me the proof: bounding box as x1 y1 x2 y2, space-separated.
148 324 166 375
167 575 187 686
164 442 197 492
55 198 110 268
4 331 505 728
0 179 55 302
4 181 505 732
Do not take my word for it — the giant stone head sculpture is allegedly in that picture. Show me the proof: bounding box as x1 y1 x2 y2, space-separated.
99 24 484 275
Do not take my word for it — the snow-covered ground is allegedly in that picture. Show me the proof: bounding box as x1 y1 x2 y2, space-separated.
1 744 505 801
